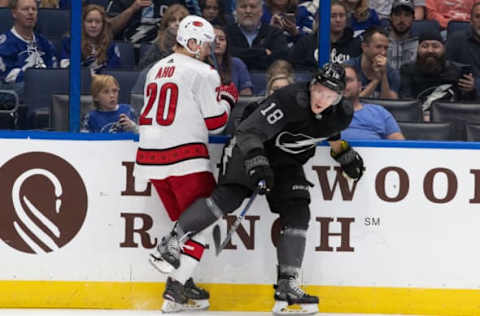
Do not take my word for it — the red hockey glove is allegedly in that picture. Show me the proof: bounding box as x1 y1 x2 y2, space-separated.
218 82 239 108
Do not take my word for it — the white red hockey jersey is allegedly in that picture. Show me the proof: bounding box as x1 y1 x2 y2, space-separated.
134 52 231 181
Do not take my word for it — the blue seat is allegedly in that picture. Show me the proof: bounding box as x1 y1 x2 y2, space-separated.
115 41 136 68
447 20 470 40
0 8 13 35
250 71 267 96
23 68 93 129
411 20 441 38
37 9 70 39
23 68 69 128
103 69 140 104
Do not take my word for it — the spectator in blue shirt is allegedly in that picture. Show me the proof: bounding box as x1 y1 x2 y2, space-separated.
341 64 404 140
0 0 57 100
82 74 137 133
346 26 400 99
60 4 121 73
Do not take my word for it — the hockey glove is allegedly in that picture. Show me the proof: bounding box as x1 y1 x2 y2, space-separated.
331 141 365 181
218 82 239 108
244 150 274 195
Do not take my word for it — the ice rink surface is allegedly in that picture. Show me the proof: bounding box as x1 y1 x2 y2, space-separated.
0 310 409 316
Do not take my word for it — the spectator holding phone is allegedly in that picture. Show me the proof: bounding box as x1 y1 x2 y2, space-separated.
82 74 137 133
446 2 480 85
400 29 477 118
262 0 310 47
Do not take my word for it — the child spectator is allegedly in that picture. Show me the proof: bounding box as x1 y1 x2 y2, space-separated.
60 4 121 73
82 74 137 133
213 24 253 96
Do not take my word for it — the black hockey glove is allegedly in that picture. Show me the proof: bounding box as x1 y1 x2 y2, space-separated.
244 150 274 195
331 141 365 182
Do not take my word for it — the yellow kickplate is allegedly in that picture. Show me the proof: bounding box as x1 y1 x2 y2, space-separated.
0 281 480 315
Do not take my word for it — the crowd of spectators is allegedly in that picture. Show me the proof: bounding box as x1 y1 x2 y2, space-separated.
0 0 479 139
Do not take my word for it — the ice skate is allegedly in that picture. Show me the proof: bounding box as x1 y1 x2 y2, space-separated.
272 274 319 316
149 232 182 274
161 277 188 313
182 277 210 310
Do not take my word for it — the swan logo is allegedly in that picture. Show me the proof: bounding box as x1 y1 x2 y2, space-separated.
0 152 88 254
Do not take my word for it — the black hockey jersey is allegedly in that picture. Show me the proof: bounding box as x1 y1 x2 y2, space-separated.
235 82 353 167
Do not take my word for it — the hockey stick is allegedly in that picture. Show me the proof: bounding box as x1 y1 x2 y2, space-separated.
212 180 265 256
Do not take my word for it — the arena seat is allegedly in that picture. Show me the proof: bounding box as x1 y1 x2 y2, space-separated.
103 69 139 104
0 90 19 129
23 68 93 129
50 94 94 131
430 101 480 141
447 20 470 40
411 19 441 37
37 9 70 39
359 98 422 122
250 71 267 96
0 8 13 35
465 123 480 142
115 41 136 68
399 122 454 141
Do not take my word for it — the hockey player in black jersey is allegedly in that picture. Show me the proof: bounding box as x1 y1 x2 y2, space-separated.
151 62 365 315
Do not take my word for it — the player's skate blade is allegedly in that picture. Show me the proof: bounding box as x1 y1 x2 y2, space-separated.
149 254 175 274
161 299 183 313
272 301 318 315
183 298 210 310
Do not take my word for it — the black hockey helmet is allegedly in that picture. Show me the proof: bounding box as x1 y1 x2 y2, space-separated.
310 62 346 94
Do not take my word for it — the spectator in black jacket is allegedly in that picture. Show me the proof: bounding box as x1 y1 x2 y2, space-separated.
446 2 480 82
226 0 289 71
289 0 361 71
400 29 477 117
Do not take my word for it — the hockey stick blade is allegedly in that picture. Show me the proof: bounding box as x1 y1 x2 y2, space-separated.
212 224 222 256
213 181 264 256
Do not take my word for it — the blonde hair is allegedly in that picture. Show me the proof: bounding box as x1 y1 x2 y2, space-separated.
82 5 113 66
266 74 295 96
266 59 295 96
91 74 120 109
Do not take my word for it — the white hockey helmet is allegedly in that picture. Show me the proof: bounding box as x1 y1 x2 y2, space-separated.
176 15 215 55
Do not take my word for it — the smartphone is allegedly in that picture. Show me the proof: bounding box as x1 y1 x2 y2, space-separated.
460 65 474 77
284 13 296 23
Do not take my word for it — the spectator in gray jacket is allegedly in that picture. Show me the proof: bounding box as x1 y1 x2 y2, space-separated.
387 0 419 71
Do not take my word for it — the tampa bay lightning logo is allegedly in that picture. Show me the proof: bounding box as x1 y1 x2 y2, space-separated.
275 132 327 154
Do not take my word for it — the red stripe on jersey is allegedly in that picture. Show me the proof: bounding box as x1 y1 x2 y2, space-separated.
136 143 209 165
204 111 228 131
182 239 205 261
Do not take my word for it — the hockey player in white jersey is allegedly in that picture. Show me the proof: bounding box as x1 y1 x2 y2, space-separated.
134 15 238 313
